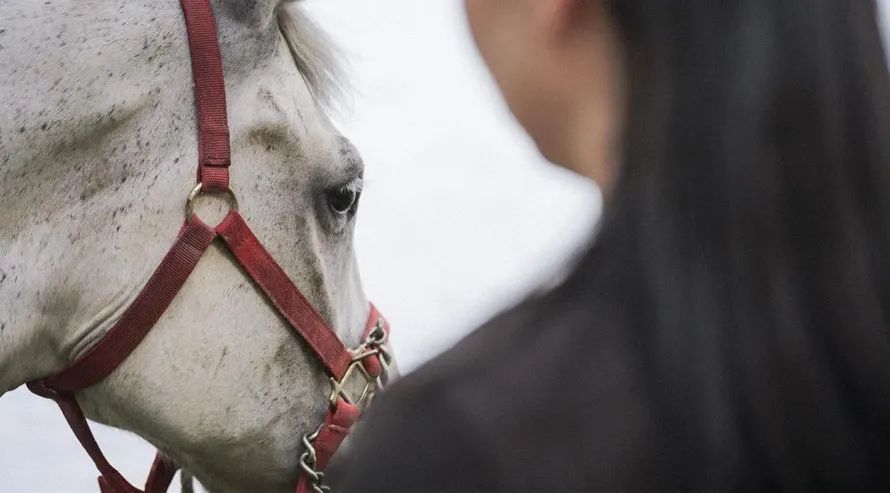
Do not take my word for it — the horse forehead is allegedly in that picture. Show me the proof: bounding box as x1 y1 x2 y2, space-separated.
0 0 291 105
0 0 324 156
0 0 289 31
0 2 183 127
0 0 348 202
0 1 181 51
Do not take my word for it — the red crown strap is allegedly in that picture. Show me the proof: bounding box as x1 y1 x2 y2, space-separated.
180 0 231 191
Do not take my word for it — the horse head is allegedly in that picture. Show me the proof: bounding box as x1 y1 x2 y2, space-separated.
0 1 378 490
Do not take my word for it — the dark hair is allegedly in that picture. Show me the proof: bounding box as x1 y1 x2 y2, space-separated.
569 0 890 488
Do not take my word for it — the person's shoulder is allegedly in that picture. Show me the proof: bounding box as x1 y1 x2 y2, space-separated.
329 324 507 492
376 269 632 426
396 298 542 391
398 280 617 398
328 300 547 491
332 281 653 491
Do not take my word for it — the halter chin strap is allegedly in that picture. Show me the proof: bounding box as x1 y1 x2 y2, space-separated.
26 1 390 492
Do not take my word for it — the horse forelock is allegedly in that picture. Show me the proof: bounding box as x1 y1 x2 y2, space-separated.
276 3 347 114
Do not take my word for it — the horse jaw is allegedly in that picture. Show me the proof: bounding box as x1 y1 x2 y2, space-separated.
0 1 369 490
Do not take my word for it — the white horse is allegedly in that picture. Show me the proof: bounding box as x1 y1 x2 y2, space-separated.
0 1 379 491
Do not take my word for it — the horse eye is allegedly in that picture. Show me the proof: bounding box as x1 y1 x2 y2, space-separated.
327 186 360 215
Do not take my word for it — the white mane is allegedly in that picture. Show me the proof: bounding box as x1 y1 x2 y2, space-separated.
278 4 346 112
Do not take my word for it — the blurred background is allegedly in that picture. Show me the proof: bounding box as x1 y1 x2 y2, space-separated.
2 0 888 490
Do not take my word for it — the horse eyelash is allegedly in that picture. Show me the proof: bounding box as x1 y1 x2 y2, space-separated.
342 178 363 194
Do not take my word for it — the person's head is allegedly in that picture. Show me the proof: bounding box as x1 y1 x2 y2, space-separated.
464 0 625 189
467 0 890 488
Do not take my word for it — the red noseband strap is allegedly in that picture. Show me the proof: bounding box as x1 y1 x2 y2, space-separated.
217 212 353 378
26 1 390 492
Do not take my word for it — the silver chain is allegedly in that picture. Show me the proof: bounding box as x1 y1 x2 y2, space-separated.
299 426 331 493
299 320 391 493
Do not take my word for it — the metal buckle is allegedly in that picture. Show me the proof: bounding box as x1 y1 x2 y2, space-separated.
328 360 376 410
327 320 391 410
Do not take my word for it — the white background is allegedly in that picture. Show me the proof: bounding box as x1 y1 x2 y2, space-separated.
2 1 888 491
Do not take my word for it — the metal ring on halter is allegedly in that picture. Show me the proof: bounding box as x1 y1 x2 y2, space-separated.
185 182 238 220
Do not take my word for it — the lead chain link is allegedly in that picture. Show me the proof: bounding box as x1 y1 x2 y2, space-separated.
299 426 331 493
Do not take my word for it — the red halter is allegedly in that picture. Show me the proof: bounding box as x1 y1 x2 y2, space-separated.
26 2 391 492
